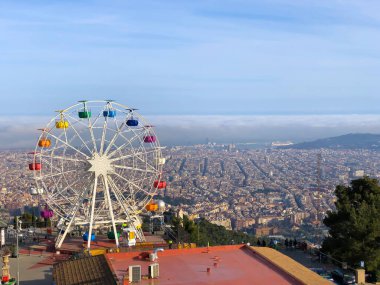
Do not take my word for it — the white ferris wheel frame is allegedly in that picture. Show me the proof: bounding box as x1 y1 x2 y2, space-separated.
31 100 165 249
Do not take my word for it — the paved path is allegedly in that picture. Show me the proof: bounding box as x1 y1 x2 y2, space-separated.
279 248 336 271
3 254 53 285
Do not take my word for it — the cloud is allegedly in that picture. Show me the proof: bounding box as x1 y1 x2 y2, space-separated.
149 115 380 145
1 115 378 149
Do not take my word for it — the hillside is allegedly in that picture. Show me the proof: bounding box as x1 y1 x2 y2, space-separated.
280 133 380 150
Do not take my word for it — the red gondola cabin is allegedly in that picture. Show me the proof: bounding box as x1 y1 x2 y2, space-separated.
154 180 166 189
29 162 42 171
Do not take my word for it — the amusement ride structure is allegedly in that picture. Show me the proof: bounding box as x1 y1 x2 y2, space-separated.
28 100 166 249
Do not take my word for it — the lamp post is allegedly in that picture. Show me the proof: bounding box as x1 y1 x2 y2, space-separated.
16 220 22 285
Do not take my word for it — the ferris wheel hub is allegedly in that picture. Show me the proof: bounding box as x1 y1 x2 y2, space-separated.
87 153 113 176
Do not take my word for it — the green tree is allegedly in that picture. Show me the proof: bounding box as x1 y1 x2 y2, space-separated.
322 177 380 280
21 213 32 226
171 215 256 246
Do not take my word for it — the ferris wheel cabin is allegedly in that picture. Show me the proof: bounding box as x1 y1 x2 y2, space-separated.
146 202 159 212
126 118 138 126
28 152 42 170
103 109 116 117
107 231 120 240
30 187 38 195
41 208 54 219
55 120 69 129
55 111 69 129
153 180 167 189
83 232 96 242
144 135 156 143
126 108 139 126
30 187 43 195
78 100 92 118
38 138 51 148
78 109 92 118
29 162 41 171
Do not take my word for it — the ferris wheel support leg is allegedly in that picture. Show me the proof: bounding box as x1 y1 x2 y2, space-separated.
87 174 98 249
103 175 119 248
55 215 75 249
55 195 83 249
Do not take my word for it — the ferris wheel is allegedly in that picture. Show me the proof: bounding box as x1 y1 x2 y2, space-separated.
29 100 166 249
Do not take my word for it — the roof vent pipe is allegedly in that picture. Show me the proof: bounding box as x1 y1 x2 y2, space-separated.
150 248 164 261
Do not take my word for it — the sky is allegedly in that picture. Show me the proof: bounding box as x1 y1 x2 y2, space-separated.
1 0 380 147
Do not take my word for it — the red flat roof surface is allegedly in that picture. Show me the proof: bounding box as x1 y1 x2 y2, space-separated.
106 245 304 285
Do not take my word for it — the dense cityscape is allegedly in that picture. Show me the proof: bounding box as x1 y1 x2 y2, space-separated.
160 145 379 241
1 145 379 243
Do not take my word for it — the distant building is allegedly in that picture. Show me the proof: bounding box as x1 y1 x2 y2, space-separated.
254 226 278 237
354 170 365 177
271 141 294 147
350 169 365 178
199 163 203 174
233 218 256 231
209 219 232 230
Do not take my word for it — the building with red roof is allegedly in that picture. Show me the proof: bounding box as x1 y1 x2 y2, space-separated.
53 245 333 285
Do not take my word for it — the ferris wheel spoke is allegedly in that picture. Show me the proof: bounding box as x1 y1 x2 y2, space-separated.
42 182 76 212
99 114 119 156
93 200 107 221
88 118 98 154
106 181 134 220
52 192 79 207
39 153 86 163
46 132 90 159
63 114 94 155
99 120 108 155
66 109 99 154
108 173 138 200
102 122 125 156
50 175 88 199
115 137 157 169
44 197 66 217
92 109 103 126
109 148 161 163
126 152 159 174
112 164 157 174
107 175 137 210
90 111 106 153
102 113 141 157
110 171 153 197
40 156 81 193
106 131 143 158
38 169 80 180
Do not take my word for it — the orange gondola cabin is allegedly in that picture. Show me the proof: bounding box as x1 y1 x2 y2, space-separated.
38 138 51 148
145 202 158 212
